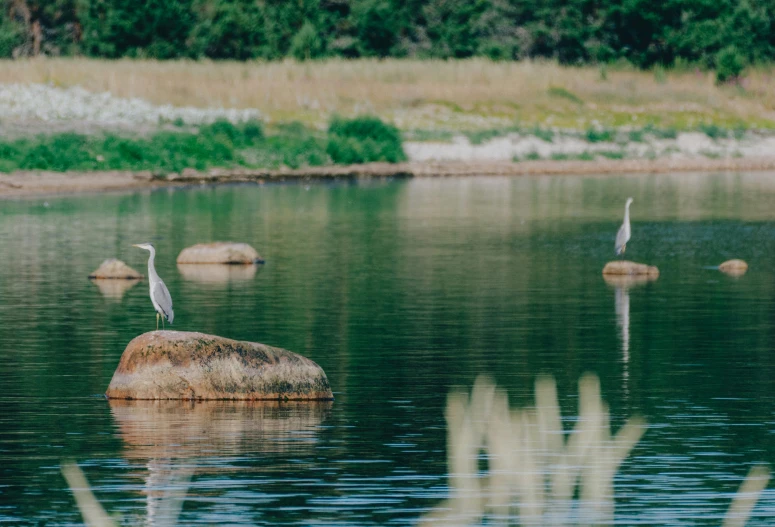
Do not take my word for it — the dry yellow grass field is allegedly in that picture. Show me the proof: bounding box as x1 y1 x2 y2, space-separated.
4 58 775 130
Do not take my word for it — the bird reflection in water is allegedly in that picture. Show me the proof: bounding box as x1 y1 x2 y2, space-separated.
603 274 657 394
419 374 770 527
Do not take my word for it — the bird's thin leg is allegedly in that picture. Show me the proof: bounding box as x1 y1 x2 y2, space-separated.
156 312 160 331
162 316 165 330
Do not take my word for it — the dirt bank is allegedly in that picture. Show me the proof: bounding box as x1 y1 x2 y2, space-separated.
4 157 775 198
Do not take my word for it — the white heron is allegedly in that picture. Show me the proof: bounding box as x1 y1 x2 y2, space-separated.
615 198 634 256
133 243 174 330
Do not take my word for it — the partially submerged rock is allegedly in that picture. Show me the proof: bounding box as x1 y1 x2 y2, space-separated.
88 258 143 279
719 259 748 276
177 242 264 264
105 331 333 400
602 260 659 277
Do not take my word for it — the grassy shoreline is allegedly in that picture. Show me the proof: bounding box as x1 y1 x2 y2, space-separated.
4 58 775 174
4 58 775 132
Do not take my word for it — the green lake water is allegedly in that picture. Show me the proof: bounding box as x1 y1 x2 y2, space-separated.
1 173 775 525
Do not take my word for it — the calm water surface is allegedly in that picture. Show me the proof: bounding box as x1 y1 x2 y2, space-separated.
2 173 775 525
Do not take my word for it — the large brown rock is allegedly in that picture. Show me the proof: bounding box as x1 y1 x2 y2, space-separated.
719 259 748 276
177 242 264 264
106 331 333 400
88 258 143 279
602 260 659 277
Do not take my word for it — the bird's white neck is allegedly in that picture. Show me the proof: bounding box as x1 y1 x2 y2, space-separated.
146 249 159 281
624 202 631 224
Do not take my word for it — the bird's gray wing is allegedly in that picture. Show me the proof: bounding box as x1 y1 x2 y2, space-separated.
615 223 628 254
152 280 174 323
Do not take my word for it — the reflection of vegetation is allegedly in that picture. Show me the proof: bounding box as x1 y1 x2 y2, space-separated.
61 462 191 527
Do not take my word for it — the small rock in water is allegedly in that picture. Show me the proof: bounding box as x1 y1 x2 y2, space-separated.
88 258 144 279
105 331 333 400
177 242 264 264
719 259 748 276
602 260 659 277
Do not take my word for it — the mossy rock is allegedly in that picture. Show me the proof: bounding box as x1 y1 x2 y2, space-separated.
106 331 333 400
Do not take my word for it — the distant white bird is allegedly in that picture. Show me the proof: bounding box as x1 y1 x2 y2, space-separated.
615 198 634 255
133 243 174 330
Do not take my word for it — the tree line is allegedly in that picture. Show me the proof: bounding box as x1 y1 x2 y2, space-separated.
0 0 770 73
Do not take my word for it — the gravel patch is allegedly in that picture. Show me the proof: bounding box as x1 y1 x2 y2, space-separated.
405 132 775 162
0 83 261 135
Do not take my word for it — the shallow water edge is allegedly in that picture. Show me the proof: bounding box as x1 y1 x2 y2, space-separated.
5 157 775 199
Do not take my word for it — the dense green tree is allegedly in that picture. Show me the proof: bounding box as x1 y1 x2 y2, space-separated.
290 20 322 59
81 0 196 58
190 0 265 59
6 0 775 73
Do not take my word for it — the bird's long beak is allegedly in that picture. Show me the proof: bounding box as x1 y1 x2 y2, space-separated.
132 244 142 248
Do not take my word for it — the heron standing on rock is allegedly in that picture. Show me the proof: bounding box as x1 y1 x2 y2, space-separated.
133 243 174 330
615 198 634 256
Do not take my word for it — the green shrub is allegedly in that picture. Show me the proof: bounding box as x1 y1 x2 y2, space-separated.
599 150 626 159
530 127 554 143
628 129 645 142
0 118 404 173
327 116 406 163
464 129 503 145
19 134 96 171
585 128 615 143
698 123 726 139
290 21 322 61
642 124 678 139
0 19 24 58
716 46 746 84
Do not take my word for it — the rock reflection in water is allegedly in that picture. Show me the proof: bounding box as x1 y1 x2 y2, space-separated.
420 374 646 526
110 399 332 459
109 400 331 526
176 263 259 283
89 278 142 301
